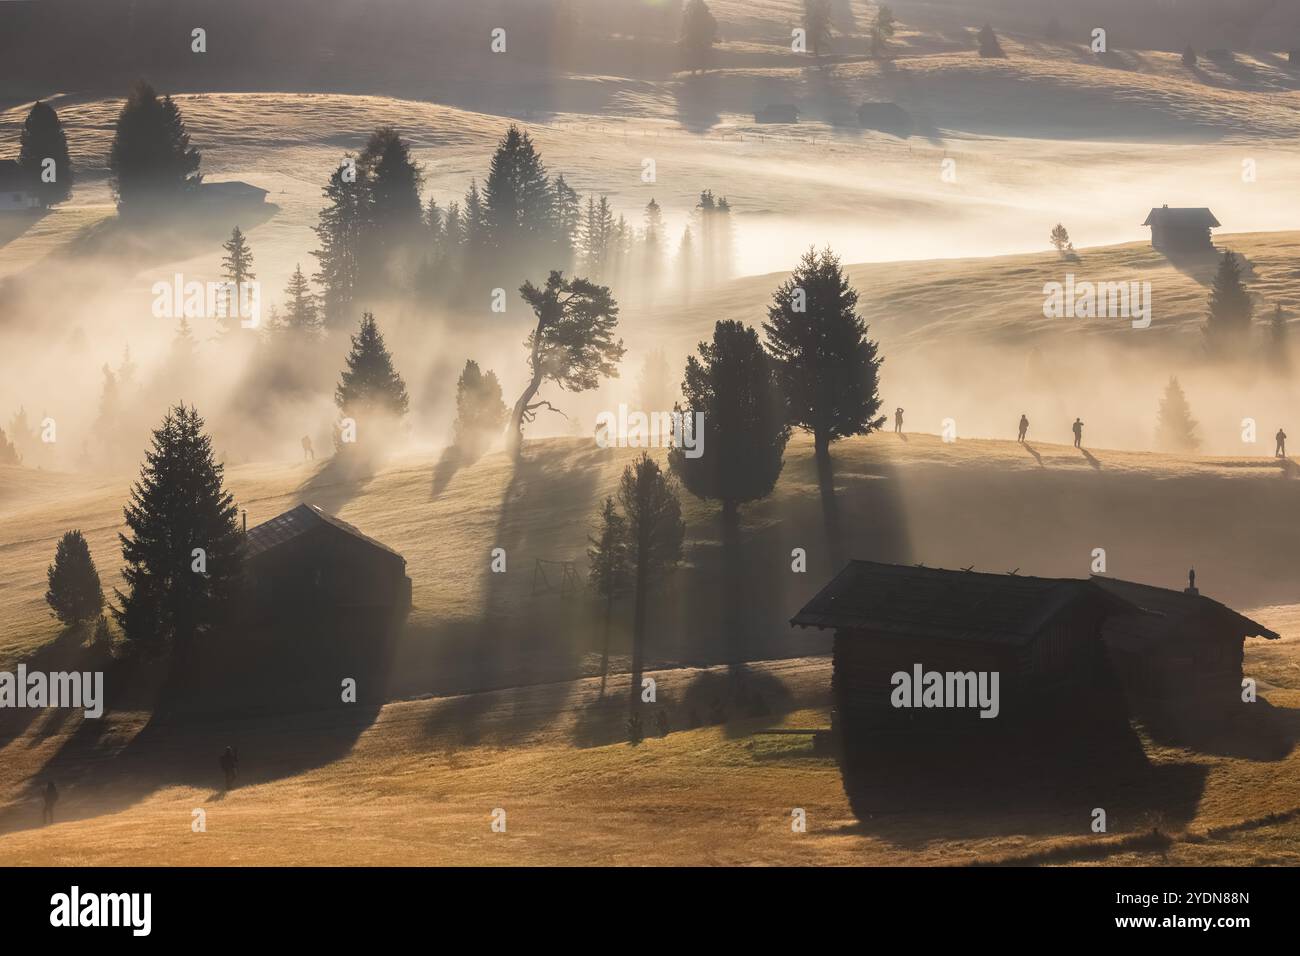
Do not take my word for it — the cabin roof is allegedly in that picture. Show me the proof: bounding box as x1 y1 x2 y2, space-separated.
198 180 268 198
1092 576 1278 641
1142 206 1220 228
245 503 404 563
789 560 1138 645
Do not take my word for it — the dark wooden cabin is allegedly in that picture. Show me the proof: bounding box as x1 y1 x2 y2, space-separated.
857 101 911 135
1094 572 1277 717
243 503 411 627
1143 205 1219 254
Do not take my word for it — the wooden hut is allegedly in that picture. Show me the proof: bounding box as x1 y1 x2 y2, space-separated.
243 503 411 627
856 101 911 135
1143 205 1219 254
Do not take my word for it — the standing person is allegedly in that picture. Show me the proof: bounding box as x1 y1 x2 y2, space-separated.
894 407 904 433
42 781 58 825
301 435 314 461
1072 417 1084 448
1277 427 1288 458
220 746 239 790
1018 414 1029 443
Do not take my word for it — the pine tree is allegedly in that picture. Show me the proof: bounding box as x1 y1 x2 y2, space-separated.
46 529 104 626
680 0 719 73
617 453 684 724
764 246 886 466
1050 223 1071 253
581 195 616 278
219 226 256 333
361 127 423 236
113 404 242 650
312 160 368 329
1204 250 1253 357
18 100 73 206
483 125 554 266
108 81 202 212
551 173 581 267
1155 376 1200 453
715 195 734 281
508 271 625 455
677 225 695 302
1182 45 1197 67
977 23 1005 58
453 359 508 460
871 5 896 57
7 406 35 463
462 180 487 260
694 190 716 285
803 0 833 62
335 312 410 420
587 495 630 698
670 320 790 521
643 198 665 290
282 264 322 335
0 426 20 465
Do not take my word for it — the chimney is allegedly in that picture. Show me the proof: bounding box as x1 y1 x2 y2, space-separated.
242 509 247 534
1184 567 1198 595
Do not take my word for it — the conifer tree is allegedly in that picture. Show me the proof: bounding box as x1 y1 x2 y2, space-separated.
219 226 256 333
313 160 368 329
977 23 1005 58
282 264 322 336
18 100 73 206
680 0 719 73
551 173 581 267
108 81 201 212
483 125 554 266
1204 250 1253 357
1155 376 1200 453
46 530 104 627
0 427 19 465
113 405 242 650
871 5 896 58
453 360 508 460
335 313 410 420
803 0 833 62
587 495 630 699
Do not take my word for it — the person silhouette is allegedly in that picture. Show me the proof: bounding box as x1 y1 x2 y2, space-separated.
1072 418 1084 448
1018 414 1029 443
894 407 904 433
1276 428 1287 458
301 435 314 461
42 781 58 825
220 746 239 790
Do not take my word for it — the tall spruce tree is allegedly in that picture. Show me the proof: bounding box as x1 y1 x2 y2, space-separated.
871 5 896 58
18 100 73 206
335 312 410 420
551 173 581 268
581 195 616 278
312 159 368 329
617 453 684 725
587 495 630 699
113 405 242 650
359 127 423 292
483 125 554 266
108 81 201 213
803 0 833 62
643 198 665 290
1204 250 1253 357
219 226 256 333
282 264 322 335
453 359 508 459
0 427 19 465
1155 376 1200 453
509 271 625 455
46 530 104 627
680 0 719 73
978 23 1005 58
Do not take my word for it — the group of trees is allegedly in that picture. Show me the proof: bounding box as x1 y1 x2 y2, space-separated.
1202 249 1290 368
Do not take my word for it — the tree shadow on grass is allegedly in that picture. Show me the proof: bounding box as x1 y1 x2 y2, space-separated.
294 450 376 515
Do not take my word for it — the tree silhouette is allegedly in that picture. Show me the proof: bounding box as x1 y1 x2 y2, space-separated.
219 226 256 333
113 405 242 651
108 81 201 213
359 127 423 290
551 173 581 267
977 23 1005 58
508 271 625 456
1182 45 1197 67
1155 376 1200 453
643 198 665 290
0 427 18 465
617 453 684 725
483 125 554 267
1050 223 1071 253
803 0 833 62
763 248 884 562
335 312 410 422
1204 250 1252 357
871 5 896 57
46 530 104 627
1269 303 1290 373
587 495 630 699
453 359 508 460
282 264 322 336
580 195 616 279
312 160 368 328
18 100 73 206
680 0 719 73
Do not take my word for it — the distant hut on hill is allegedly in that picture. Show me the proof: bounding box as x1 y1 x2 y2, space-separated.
196 180 269 207
1143 205 1219 254
755 104 799 124
243 503 411 627
856 101 911 136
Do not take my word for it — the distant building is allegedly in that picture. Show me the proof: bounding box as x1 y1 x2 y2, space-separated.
243 503 411 625
755 104 799 124
856 101 911 135
196 180 269 205
0 160 41 212
1143 205 1219 254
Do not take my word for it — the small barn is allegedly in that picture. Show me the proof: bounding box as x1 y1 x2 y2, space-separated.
1095 572 1277 714
857 101 911 135
0 160 40 212
243 503 411 626
1143 205 1219 254
755 104 799 124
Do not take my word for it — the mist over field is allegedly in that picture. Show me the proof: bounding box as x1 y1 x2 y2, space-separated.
0 0 1298 876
